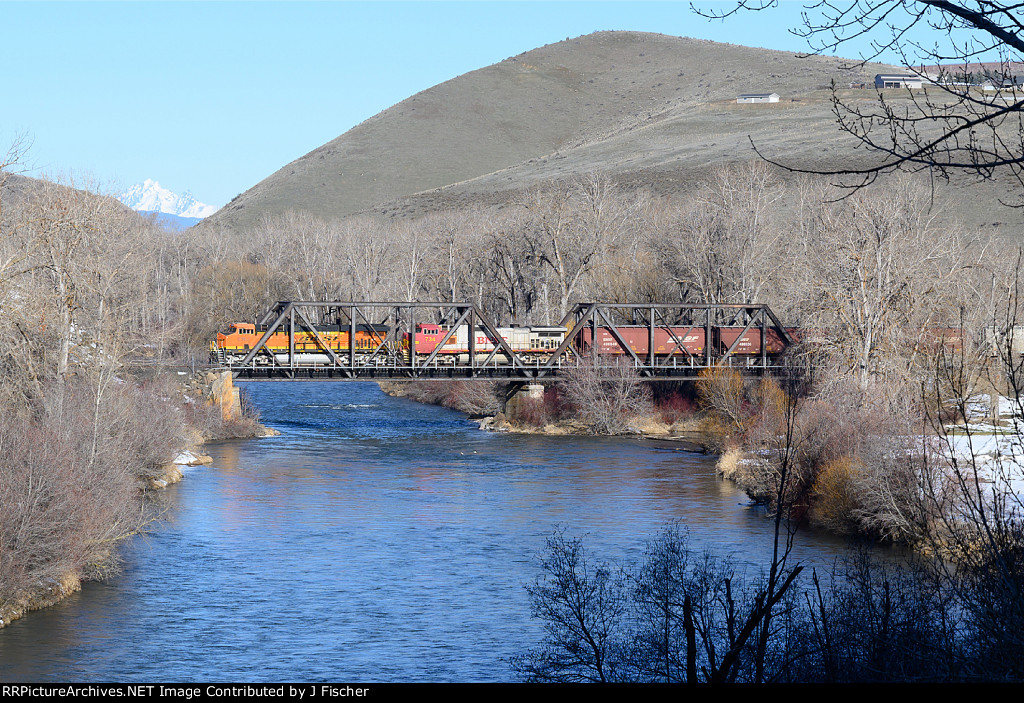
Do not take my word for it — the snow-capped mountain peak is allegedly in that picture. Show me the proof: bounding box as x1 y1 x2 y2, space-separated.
119 179 216 219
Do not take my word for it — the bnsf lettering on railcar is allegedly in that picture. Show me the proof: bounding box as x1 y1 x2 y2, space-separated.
578 326 707 356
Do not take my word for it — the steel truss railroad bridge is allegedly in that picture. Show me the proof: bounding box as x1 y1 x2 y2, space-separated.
216 301 796 382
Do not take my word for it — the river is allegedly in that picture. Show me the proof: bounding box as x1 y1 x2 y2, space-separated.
0 382 873 682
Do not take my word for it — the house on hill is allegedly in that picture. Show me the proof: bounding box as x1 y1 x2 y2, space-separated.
736 93 779 104
875 74 924 89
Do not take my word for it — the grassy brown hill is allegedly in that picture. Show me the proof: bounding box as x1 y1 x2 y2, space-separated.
1 172 144 223
204 30 1024 234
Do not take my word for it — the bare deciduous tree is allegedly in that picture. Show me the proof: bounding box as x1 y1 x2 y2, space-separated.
557 357 652 434
511 529 629 683
650 163 789 305
522 175 630 319
802 177 973 388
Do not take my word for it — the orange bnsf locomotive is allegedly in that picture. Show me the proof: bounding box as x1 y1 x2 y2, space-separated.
212 322 391 366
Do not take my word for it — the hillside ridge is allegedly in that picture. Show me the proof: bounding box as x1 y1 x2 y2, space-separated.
204 30 900 232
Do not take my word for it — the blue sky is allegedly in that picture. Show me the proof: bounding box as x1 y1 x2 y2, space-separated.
2 1 930 208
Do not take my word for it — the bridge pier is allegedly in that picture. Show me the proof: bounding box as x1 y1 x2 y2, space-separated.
504 382 545 422
209 370 242 421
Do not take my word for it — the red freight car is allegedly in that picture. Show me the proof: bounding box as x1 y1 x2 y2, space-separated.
713 327 788 355
576 326 706 357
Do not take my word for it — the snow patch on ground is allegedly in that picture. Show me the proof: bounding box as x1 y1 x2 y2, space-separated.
944 395 1024 505
173 450 212 466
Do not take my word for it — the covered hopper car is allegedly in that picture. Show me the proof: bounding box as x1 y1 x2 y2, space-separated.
575 326 787 358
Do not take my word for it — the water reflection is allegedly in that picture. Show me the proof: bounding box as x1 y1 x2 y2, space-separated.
0 382 881 682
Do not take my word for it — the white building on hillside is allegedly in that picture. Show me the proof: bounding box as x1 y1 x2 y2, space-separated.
737 93 780 103
874 74 924 89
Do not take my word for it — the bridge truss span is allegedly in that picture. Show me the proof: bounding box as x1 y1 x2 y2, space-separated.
213 301 796 381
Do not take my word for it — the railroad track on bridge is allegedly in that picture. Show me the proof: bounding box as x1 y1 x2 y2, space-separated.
211 301 797 382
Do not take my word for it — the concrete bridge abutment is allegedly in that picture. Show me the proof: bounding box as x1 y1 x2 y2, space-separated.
503 382 546 422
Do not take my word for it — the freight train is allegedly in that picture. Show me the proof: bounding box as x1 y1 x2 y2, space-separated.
211 319 788 367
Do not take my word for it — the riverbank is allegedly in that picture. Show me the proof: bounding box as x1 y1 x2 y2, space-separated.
472 410 708 450
143 370 280 490
704 386 1024 554
378 379 707 445
0 370 275 631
